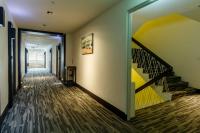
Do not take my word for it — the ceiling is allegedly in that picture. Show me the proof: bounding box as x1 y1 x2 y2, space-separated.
23 33 61 50
7 0 121 33
132 0 200 33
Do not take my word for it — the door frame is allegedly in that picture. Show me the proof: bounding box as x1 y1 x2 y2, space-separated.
126 0 159 120
56 45 59 77
49 48 53 73
8 21 16 107
18 28 66 88
56 44 62 79
44 51 46 68
25 48 28 74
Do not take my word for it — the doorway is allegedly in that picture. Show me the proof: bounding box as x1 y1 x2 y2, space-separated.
25 48 28 74
127 0 158 120
56 44 61 79
18 29 66 88
8 21 16 107
44 52 46 68
49 48 53 73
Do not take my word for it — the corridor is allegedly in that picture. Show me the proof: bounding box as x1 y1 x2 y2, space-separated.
0 70 139 133
1 0 200 133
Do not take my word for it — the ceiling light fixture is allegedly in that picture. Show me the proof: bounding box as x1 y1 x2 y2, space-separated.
47 11 53 15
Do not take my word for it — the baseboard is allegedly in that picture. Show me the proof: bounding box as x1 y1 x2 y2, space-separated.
0 104 9 128
75 83 127 121
63 80 76 87
52 73 56 76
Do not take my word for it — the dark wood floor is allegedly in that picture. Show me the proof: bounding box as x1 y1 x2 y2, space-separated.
0 70 140 133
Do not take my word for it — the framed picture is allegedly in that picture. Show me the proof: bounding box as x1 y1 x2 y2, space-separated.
81 33 94 55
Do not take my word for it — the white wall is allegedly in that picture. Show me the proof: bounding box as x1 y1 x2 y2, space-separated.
134 14 200 89
132 15 147 34
66 34 73 67
0 1 8 114
46 47 51 71
0 0 18 114
52 45 57 75
21 33 26 78
15 31 18 89
71 0 146 114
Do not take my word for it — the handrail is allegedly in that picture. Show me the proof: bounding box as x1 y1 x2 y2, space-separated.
132 38 173 69
132 37 173 93
135 70 171 93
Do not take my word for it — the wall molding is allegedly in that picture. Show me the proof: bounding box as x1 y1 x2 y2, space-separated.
0 104 9 128
75 83 127 120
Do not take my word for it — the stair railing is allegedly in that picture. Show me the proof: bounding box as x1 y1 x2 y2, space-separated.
132 38 173 93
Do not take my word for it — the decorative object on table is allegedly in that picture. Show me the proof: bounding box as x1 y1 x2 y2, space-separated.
0 7 5 27
81 33 94 55
66 66 76 87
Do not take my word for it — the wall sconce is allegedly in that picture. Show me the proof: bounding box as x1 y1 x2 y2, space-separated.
0 7 5 27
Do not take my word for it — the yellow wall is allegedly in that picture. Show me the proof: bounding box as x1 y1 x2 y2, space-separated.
132 67 164 110
133 13 200 89
134 14 187 39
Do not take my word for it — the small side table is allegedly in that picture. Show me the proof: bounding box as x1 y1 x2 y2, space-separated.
66 66 76 86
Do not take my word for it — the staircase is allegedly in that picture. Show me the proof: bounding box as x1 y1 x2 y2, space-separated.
132 38 192 100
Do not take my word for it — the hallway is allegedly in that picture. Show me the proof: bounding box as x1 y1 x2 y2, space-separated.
1 0 200 132
0 70 139 133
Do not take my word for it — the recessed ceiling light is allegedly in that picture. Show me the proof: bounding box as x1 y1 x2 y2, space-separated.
47 11 53 15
